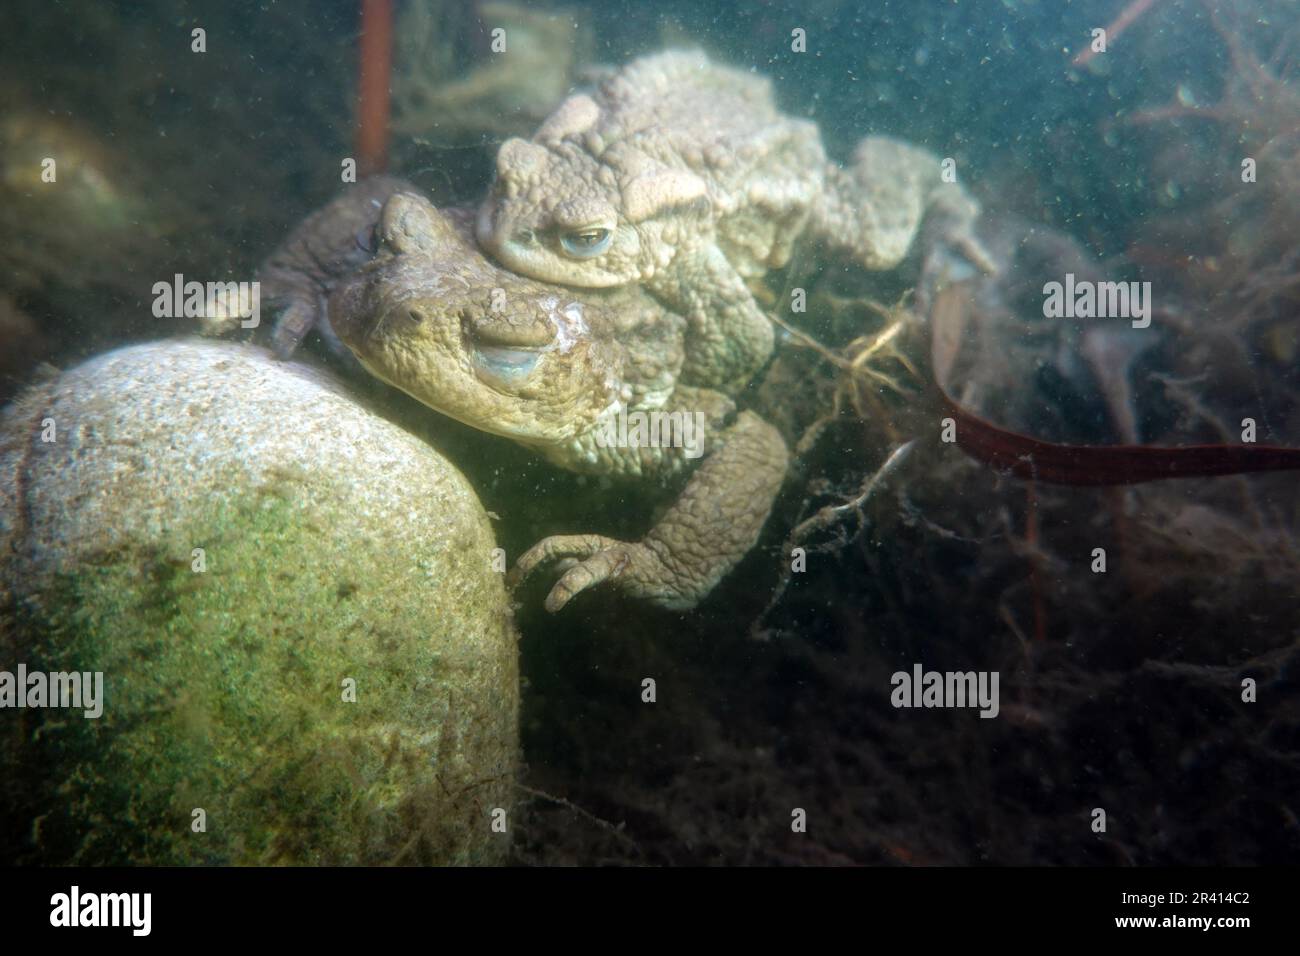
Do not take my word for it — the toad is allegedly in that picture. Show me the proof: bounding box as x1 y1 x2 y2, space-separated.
261 180 788 611
475 49 994 389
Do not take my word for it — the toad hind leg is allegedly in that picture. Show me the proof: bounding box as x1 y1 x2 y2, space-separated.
812 136 997 277
510 410 789 611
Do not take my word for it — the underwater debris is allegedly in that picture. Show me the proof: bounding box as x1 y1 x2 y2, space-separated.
0 111 157 296
391 0 591 146
1127 0 1300 367
751 440 916 640
770 289 924 452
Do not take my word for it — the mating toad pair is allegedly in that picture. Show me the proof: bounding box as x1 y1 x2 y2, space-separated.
260 50 991 611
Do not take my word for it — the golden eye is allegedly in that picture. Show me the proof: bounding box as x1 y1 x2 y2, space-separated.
560 228 612 258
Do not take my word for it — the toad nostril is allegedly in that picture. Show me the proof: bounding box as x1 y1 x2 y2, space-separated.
406 308 424 324
514 228 535 245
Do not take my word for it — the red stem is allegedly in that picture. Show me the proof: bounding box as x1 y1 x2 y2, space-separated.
940 388 1300 485
356 0 393 177
931 286 1300 486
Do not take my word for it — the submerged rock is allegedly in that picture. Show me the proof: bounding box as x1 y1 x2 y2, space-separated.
0 339 518 865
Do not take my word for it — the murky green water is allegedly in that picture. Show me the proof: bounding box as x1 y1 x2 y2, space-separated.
1 0 1297 867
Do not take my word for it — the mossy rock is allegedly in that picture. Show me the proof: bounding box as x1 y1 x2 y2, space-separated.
0 339 518 865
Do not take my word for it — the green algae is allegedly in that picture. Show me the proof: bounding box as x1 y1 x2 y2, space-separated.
2 477 517 865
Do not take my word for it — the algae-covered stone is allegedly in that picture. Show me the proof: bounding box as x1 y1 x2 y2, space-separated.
0 339 518 865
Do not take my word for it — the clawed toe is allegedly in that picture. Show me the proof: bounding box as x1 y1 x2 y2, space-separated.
509 534 642 612
544 550 632 611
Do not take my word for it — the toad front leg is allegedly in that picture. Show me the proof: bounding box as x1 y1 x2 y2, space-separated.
258 175 415 358
663 244 776 392
510 409 789 611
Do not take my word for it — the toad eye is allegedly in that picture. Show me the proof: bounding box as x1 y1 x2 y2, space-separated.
559 227 612 259
355 223 380 255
